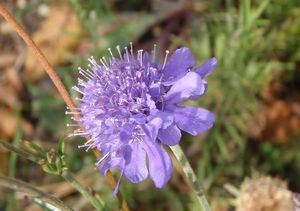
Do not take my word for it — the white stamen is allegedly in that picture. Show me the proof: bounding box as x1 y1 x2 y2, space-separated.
78 139 94 150
78 143 90 148
66 106 80 111
162 50 169 69
66 123 80 127
137 49 143 66
72 86 86 95
71 117 82 122
152 44 157 62
85 66 95 77
85 139 94 146
85 145 94 152
78 67 93 80
108 48 114 58
102 57 108 65
78 78 87 87
124 47 130 62
95 152 110 166
75 97 88 103
68 131 88 137
88 56 99 67
116 45 123 60
100 58 108 69
65 111 81 115
79 71 92 80
75 97 86 103
130 42 133 57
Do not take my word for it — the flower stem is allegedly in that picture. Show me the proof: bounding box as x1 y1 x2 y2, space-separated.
62 170 105 210
0 4 129 211
0 140 41 164
170 145 211 211
0 140 104 210
7 112 22 211
0 175 72 211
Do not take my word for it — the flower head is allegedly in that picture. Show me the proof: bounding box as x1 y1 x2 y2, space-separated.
68 44 216 192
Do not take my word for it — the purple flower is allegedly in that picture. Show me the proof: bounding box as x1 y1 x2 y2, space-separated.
69 44 216 193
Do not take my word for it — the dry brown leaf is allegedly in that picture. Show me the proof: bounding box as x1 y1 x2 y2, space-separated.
0 107 33 140
23 4 84 82
0 69 21 108
0 67 22 107
0 20 15 35
0 84 21 108
6 66 22 92
0 52 17 68
0 107 18 139
248 75 300 143
0 106 33 175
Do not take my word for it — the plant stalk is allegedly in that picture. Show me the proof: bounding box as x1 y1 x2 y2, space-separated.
0 176 72 211
170 145 211 211
0 140 40 164
62 171 105 210
0 140 105 210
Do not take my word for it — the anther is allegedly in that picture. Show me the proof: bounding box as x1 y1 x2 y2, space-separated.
65 111 81 115
67 123 80 127
81 66 94 78
75 97 86 103
152 44 157 62
72 86 86 95
78 67 93 80
68 131 88 137
100 58 108 69
116 45 123 60
78 143 91 148
162 50 169 69
66 106 81 112
78 78 87 87
124 47 130 62
88 56 99 67
95 152 110 166
130 42 133 57
85 67 95 77
137 49 143 66
108 48 114 58
71 117 82 122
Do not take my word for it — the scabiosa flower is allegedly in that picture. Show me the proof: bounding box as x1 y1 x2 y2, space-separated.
68 44 216 193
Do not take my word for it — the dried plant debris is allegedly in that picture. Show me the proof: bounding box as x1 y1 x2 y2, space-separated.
23 4 84 82
237 176 296 211
248 76 300 143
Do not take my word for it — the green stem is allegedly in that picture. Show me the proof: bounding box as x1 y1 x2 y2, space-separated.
170 145 211 211
7 111 22 211
0 176 72 211
0 140 41 163
62 171 105 210
8 110 22 177
0 140 105 210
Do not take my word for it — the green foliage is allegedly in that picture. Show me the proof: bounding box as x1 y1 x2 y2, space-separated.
180 0 300 204
69 0 159 56
28 84 66 134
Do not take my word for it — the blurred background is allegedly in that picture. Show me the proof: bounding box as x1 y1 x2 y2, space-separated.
0 0 300 210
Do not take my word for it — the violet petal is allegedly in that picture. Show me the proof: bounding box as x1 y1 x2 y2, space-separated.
164 72 206 104
143 140 173 188
162 47 196 85
158 123 182 146
174 106 215 136
194 57 217 78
